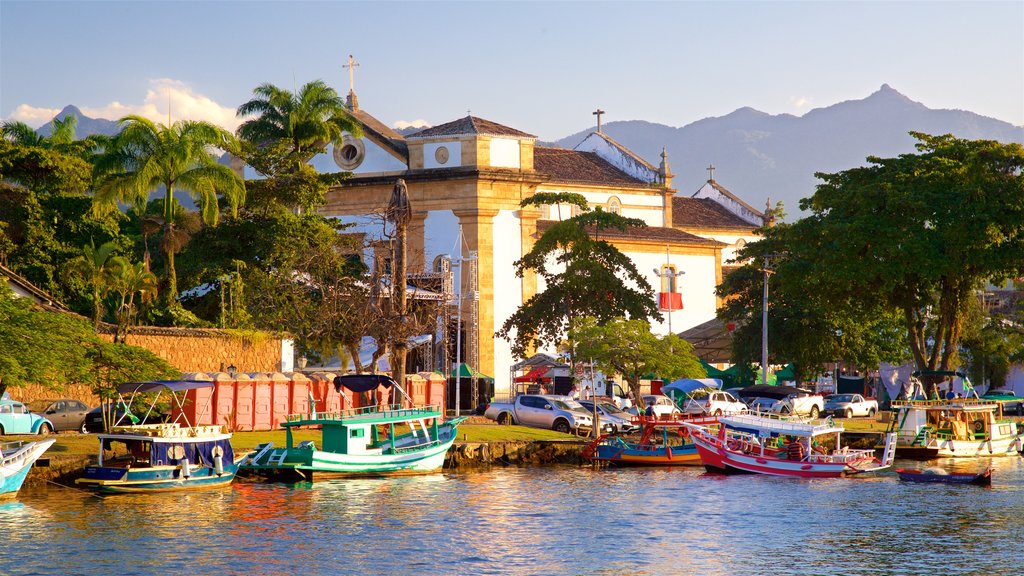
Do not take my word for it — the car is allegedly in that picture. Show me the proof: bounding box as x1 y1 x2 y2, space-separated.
0 397 54 435
982 389 1024 416
577 400 636 433
27 399 92 433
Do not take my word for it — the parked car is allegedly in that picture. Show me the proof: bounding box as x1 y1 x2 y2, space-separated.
738 385 824 418
982 389 1024 416
484 394 594 434
0 398 54 435
27 399 92 433
577 400 636 433
680 389 748 416
822 394 878 418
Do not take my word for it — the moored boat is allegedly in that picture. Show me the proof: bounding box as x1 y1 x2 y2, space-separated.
683 414 896 478
76 381 244 493
1 438 55 499
896 467 992 486
241 374 464 481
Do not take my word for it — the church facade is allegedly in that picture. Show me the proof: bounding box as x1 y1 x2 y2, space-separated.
318 86 764 395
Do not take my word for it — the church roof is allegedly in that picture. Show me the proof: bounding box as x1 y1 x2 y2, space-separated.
537 220 725 247
349 108 409 160
697 179 764 220
534 147 647 187
673 196 757 230
408 116 535 139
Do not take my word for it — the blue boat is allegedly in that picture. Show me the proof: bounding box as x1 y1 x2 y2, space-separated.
77 380 243 493
1 439 55 499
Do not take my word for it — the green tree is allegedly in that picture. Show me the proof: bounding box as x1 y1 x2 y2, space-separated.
572 316 705 404
92 115 246 301
798 133 1024 373
497 192 660 358
67 240 120 327
236 80 362 170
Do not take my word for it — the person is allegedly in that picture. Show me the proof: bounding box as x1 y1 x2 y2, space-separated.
786 436 805 461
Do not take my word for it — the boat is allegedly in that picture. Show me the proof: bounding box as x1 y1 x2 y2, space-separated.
896 467 992 486
887 398 1024 459
76 380 243 493
241 374 464 481
1 439 56 499
683 413 896 478
582 415 714 466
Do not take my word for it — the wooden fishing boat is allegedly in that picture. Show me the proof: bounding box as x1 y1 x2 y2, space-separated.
241 374 464 481
582 416 713 466
1 439 55 499
77 381 244 493
896 467 992 486
683 414 896 478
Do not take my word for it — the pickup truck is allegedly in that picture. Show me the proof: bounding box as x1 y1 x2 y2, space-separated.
484 394 594 434
822 394 878 418
739 385 825 418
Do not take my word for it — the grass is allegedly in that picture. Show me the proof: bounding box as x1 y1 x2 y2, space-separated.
3 422 576 460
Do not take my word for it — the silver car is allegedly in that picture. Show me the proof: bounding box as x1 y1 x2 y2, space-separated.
578 400 636 434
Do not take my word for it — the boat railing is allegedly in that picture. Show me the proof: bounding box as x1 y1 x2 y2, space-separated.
285 403 442 424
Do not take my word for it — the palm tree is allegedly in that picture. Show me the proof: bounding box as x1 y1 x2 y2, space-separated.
107 256 159 343
67 240 119 327
236 80 362 169
92 115 245 300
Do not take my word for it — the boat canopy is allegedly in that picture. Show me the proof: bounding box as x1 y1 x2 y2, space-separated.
333 374 398 393
116 380 215 394
720 414 843 438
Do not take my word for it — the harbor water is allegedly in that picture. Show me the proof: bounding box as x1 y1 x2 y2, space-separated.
5 457 1024 576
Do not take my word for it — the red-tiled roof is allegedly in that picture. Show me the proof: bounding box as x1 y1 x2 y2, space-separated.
409 116 535 139
534 147 647 187
673 197 757 230
537 220 724 247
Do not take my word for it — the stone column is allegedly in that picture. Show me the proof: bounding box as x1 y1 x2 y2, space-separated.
453 208 499 381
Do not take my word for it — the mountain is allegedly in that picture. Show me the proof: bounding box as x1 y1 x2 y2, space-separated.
552 85 1024 217
35 105 121 138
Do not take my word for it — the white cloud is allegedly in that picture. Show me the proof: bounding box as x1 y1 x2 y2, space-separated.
6 79 241 131
393 119 431 130
790 96 812 112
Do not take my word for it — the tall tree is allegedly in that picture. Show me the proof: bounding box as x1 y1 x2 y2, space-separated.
92 115 245 300
236 80 362 171
497 192 660 359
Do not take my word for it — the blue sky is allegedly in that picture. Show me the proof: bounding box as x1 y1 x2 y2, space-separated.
1 1 1021 141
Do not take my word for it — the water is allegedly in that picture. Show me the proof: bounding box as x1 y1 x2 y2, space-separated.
5 457 1024 576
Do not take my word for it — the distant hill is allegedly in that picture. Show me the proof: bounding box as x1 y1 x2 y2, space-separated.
35 105 121 138
552 84 1024 217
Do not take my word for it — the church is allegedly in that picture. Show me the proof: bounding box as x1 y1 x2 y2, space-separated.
316 64 766 395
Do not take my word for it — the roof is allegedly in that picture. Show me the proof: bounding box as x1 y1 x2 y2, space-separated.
673 196 758 230
408 116 535 139
534 147 648 187
349 108 409 160
537 220 724 247
697 180 764 220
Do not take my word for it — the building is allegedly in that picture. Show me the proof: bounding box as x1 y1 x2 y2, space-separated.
312 64 766 394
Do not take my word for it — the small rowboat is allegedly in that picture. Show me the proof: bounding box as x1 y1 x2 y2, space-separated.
895 467 992 486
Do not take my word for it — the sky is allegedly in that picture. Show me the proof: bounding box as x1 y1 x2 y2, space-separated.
1 1 1022 141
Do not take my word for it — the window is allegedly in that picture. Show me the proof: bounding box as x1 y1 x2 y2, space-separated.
660 265 679 293
607 196 622 215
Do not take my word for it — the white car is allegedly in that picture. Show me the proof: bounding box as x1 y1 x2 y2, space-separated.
681 390 747 416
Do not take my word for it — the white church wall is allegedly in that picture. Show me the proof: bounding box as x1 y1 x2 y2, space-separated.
491 210 524 395
489 138 521 169
423 141 463 170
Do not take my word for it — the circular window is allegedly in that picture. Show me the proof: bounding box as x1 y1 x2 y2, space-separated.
333 134 365 170
435 146 450 165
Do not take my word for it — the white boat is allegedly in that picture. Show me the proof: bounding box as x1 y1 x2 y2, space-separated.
888 398 1024 459
1 439 55 499
683 413 896 478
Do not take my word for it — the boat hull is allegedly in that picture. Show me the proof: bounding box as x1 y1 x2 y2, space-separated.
1 439 55 499
77 459 242 493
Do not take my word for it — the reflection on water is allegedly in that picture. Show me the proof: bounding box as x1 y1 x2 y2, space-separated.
7 457 1024 575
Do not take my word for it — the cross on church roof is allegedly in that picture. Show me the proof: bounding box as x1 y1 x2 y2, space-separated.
344 54 360 93
706 164 716 182
593 108 605 133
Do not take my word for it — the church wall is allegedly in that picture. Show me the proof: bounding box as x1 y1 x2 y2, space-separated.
491 210 524 394
489 138 521 169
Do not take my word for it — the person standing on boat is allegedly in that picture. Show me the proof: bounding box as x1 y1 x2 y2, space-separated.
786 436 805 461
